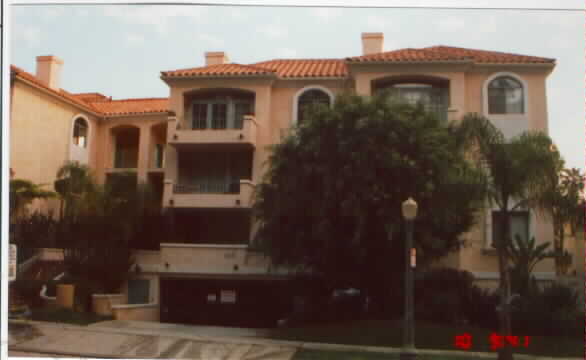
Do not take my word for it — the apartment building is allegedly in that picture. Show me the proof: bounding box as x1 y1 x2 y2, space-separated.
10 32 557 326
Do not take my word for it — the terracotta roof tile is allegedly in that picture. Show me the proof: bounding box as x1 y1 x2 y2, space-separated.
161 63 276 77
424 46 555 64
11 65 100 113
88 97 169 116
253 59 348 78
72 92 111 102
347 46 555 64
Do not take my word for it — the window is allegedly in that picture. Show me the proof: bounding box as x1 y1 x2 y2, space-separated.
491 211 529 247
488 76 524 114
191 97 253 130
128 279 150 304
374 80 450 123
154 144 164 168
73 118 88 148
297 89 331 124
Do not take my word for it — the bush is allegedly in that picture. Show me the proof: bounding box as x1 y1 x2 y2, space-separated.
414 268 479 324
10 280 45 308
465 285 499 330
31 307 113 325
512 281 581 337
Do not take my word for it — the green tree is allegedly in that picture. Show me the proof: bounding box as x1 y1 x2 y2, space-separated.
253 93 486 314
457 113 559 360
539 165 584 274
507 235 552 297
54 161 96 221
9 179 56 220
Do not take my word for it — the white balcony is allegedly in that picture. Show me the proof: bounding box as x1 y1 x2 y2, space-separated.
164 179 255 209
168 115 258 148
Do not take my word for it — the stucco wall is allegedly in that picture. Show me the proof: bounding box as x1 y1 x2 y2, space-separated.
10 81 100 215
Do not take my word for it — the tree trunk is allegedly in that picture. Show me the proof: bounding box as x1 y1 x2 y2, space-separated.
497 207 514 360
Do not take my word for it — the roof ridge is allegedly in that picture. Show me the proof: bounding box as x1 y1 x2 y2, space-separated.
424 45 555 61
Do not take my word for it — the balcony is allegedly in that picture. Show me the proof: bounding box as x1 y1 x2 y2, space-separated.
168 115 258 149
164 179 255 208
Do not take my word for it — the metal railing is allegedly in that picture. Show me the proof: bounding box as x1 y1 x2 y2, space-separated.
174 180 240 194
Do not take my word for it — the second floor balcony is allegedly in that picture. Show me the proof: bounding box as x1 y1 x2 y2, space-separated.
169 114 258 149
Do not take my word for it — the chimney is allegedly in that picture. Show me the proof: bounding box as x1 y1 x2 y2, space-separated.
36 55 63 90
205 52 229 66
361 33 384 55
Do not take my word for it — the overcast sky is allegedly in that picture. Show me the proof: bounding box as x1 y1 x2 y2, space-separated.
8 1 585 170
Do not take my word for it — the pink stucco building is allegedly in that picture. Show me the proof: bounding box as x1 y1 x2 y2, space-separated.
10 32 562 324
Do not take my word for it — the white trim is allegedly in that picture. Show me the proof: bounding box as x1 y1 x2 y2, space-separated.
111 303 158 309
482 71 529 119
291 85 335 126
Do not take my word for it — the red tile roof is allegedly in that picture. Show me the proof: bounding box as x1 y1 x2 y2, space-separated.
161 63 276 77
346 48 469 63
347 46 555 64
72 92 111 102
424 46 555 64
89 97 169 116
11 65 100 113
12 65 170 116
253 59 348 78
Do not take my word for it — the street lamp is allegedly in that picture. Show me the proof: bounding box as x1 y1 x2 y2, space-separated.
401 197 418 360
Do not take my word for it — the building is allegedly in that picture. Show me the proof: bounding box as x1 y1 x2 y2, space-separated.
9 32 558 325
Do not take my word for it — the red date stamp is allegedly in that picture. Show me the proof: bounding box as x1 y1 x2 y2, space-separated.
454 333 530 350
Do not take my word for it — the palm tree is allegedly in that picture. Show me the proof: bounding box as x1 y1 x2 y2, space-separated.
539 165 584 274
9 179 56 220
457 113 559 360
54 161 96 221
507 235 553 296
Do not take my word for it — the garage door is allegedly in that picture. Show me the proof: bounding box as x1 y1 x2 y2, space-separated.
160 278 293 328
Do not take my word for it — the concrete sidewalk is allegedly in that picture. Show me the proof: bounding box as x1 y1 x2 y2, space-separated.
9 320 296 359
9 320 582 360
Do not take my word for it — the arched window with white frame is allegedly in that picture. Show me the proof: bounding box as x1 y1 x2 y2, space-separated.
293 86 334 125
487 76 525 114
73 117 89 148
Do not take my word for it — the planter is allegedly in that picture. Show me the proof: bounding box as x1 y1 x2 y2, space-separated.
92 294 125 316
56 284 75 309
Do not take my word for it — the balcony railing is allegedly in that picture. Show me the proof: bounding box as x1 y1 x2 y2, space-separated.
168 115 258 147
164 179 255 208
174 180 240 194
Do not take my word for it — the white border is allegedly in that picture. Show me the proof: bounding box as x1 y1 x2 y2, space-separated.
1 3 11 359
291 85 335 125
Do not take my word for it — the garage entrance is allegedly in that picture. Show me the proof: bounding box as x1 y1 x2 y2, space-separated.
159 277 293 328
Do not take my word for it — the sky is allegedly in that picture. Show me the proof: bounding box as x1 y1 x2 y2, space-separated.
8 1 585 170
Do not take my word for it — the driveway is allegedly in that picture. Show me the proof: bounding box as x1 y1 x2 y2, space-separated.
9 320 296 359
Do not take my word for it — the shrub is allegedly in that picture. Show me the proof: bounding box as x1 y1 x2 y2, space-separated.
465 285 499 330
10 280 45 308
414 268 478 324
512 281 581 337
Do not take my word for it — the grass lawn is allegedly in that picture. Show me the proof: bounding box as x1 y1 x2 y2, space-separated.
31 307 113 325
269 320 583 358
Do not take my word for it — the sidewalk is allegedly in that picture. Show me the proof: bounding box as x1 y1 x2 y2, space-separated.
9 320 582 360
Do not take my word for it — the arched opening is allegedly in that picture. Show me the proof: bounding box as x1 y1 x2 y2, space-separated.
111 126 140 169
372 75 450 122
183 88 255 130
487 76 524 114
73 117 89 148
292 86 334 125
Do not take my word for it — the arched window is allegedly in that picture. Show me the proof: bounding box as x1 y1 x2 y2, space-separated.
73 117 88 148
488 76 524 114
297 89 331 124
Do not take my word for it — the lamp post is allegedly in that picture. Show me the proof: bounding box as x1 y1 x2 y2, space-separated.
401 197 418 360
